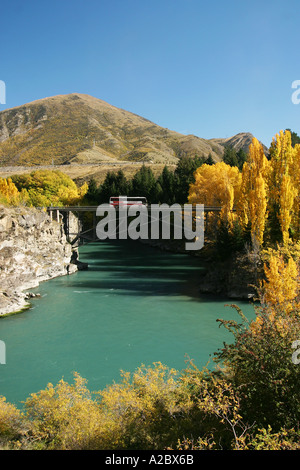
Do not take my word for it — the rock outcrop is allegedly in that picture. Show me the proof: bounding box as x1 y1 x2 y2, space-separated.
0 205 78 315
139 238 260 300
197 251 261 300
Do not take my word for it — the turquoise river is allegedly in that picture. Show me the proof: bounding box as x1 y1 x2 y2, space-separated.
0 240 255 407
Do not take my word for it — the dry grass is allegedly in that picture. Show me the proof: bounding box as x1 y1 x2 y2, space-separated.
0 93 225 168
0 162 177 186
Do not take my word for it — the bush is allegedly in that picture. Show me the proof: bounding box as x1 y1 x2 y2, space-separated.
214 304 300 431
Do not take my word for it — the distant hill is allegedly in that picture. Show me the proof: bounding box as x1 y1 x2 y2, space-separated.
0 93 265 167
210 133 269 155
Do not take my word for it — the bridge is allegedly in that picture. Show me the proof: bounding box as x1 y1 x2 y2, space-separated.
46 204 227 246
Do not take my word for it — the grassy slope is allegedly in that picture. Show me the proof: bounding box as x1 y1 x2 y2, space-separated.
0 93 229 167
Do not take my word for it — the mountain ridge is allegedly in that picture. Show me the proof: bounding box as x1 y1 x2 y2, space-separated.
0 93 265 167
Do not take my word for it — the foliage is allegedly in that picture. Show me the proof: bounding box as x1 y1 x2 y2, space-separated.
243 426 300 450
85 156 208 206
180 363 254 450
187 130 300 251
95 169 131 204
96 362 195 450
156 165 177 205
259 248 300 314
0 397 28 448
188 161 242 247
223 146 248 170
268 130 297 245
173 155 207 204
237 138 270 247
84 177 99 204
188 162 241 219
215 300 300 432
286 128 300 147
131 165 158 203
214 218 246 259
10 170 88 207
0 177 29 206
24 373 103 450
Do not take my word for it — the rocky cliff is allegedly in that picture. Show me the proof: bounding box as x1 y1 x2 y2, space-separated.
0 205 78 315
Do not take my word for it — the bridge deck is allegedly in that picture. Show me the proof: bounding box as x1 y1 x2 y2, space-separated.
45 205 234 246
46 205 227 212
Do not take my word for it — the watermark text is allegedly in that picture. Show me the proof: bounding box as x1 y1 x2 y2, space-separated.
96 202 204 251
291 80 300 104
0 340 6 365
0 80 6 104
292 340 300 365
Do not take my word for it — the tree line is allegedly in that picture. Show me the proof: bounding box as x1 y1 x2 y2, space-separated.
85 155 214 206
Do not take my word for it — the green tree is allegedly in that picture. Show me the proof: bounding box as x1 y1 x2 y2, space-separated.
131 165 157 203
98 170 130 203
157 166 176 204
223 146 248 170
286 129 300 147
205 154 214 165
85 178 99 203
174 156 205 204
236 148 248 169
223 146 239 167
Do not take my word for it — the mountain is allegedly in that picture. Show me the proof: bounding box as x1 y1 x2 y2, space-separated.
0 93 264 167
210 133 269 155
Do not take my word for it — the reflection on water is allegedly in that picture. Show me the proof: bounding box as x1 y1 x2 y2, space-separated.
0 240 254 406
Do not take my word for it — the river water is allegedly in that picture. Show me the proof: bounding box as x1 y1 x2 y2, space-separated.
0 240 255 406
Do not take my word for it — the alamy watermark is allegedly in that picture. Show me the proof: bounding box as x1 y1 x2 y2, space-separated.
0 340 6 365
0 80 6 104
291 80 300 104
292 340 300 365
96 202 204 251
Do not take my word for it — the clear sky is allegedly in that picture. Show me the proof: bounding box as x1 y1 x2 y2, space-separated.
0 0 299 147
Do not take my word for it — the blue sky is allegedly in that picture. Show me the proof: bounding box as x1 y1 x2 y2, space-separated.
0 0 299 146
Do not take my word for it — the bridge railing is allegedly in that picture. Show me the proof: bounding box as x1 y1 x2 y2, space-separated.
45 205 229 212
44 205 236 245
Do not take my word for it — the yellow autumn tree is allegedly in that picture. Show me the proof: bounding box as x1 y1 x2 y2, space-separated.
290 143 300 239
262 251 299 312
11 170 88 207
279 173 297 245
0 177 21 205
237 137 270 247
188 162 241 232
0 396 27 445
251 249 299 336
268 130 297 245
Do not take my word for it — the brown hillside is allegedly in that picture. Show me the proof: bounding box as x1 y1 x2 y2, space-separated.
0 93 263 167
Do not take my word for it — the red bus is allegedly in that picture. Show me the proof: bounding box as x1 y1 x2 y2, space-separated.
109 196 147 207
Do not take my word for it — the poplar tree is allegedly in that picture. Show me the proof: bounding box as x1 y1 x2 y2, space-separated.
237 138 269 248
268 130 297 245
290 144 300 239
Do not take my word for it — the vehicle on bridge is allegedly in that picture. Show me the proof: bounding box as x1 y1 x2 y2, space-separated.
109 196 147 207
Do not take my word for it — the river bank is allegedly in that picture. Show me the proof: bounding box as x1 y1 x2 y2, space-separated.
139 237 259 300
0 205 79 316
